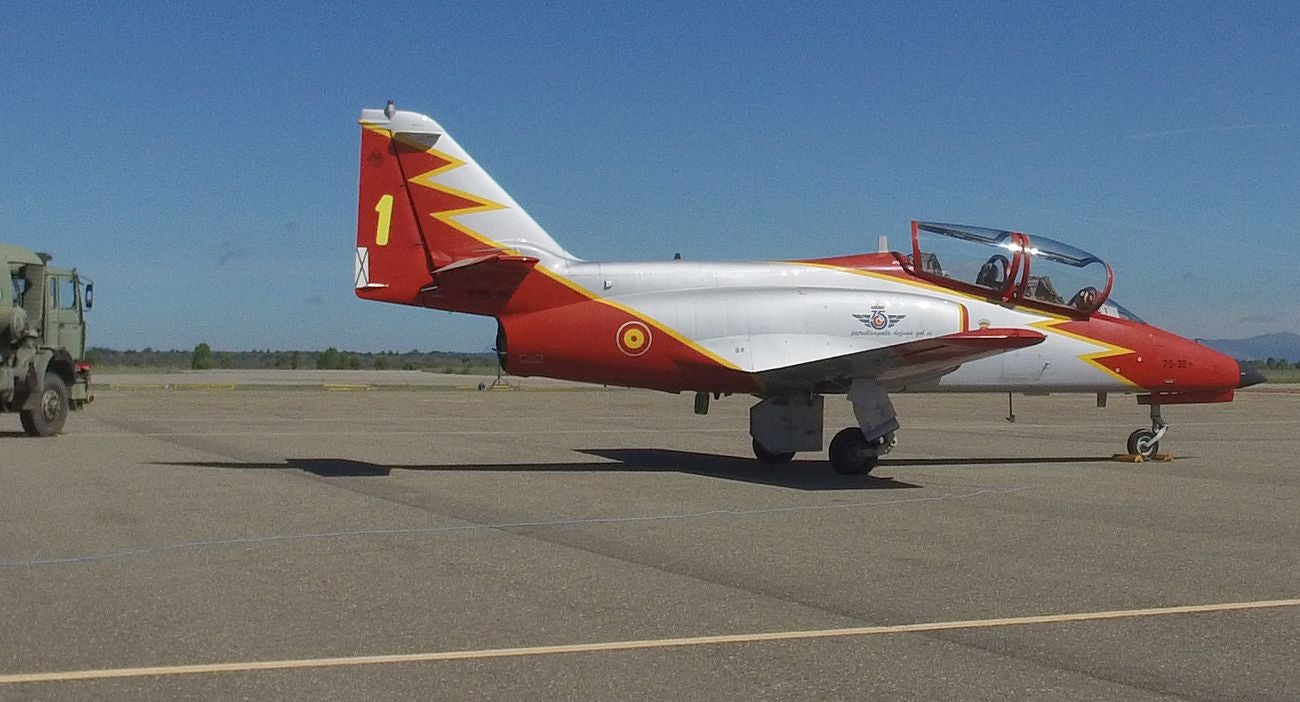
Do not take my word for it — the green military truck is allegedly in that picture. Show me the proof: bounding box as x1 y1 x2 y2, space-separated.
1 244 93 436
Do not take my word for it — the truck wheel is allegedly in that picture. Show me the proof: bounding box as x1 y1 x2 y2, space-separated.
21 374 69 437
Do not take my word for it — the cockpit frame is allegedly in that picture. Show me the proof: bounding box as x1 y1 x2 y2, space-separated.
905 221 1114 316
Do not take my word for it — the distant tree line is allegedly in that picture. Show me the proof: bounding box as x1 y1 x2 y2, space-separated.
1244 358 1300 371
84 346 499 374
83 347 1300 375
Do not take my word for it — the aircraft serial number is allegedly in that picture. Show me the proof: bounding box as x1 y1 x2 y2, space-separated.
1162 359 1192 368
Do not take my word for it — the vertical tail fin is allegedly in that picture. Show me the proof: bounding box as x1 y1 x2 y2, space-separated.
355 105 572 306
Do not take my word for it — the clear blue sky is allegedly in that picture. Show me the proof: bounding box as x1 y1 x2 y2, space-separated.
2 2 1296 352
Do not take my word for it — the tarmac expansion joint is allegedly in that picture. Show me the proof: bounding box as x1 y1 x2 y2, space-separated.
1111 453 1175 463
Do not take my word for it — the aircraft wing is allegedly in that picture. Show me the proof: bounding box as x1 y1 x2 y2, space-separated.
755 328 1046 392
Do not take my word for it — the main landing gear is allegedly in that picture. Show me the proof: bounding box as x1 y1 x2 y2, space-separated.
747 380 899 476
752 437 795 465
829 379 900 476
828 427 896 475
1126 403 1168 459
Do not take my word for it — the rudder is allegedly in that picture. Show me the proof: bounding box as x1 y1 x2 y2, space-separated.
356 122 433 306
355 104 573 307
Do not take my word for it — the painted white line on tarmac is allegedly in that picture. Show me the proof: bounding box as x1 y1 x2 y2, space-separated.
87 415 718 422
66 428 742 437
75 419 1300 430
0 487 1023 568
61 418 1300 438
3 598 1297 685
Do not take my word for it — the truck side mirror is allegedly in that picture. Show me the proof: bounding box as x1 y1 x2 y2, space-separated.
85 283 93 310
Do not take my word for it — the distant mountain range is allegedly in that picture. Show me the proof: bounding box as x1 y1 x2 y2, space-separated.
1198 333 1300 361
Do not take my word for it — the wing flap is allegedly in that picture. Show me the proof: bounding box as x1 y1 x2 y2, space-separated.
757 328 1046 392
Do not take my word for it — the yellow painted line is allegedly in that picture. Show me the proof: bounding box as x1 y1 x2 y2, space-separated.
322 384 372 391
107 384 237 391
454 384 582 392
3 598 1296 685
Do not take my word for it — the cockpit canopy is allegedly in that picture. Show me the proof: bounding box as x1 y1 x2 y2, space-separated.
906 221 1113 315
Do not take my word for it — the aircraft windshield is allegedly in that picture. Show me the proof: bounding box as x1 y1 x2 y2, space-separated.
908 221 1113 314
1098 299 1145 323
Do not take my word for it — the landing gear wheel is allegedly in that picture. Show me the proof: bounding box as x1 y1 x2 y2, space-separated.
1126 428 1159 459
828 427 878 476
20 374 69 437
752 438 795 464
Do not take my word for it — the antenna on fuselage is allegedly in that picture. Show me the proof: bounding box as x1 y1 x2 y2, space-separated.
877 236 889 253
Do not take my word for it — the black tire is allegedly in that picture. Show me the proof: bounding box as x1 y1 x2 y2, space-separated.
1126 428 1159 458
752 438 795 464
828 427 878 476
20 373 69 437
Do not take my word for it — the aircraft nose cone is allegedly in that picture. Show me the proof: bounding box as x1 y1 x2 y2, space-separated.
1238 361 1266 388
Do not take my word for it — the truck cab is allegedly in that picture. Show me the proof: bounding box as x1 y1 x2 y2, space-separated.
1 243 93 436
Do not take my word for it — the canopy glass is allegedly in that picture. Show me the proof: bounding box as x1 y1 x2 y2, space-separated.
907 221 1113 315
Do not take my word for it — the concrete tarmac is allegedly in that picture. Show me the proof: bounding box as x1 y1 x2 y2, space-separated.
1 378 1297 700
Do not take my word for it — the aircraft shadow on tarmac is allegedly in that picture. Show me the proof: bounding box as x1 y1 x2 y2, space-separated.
156 450 915 490
154 451 1115 491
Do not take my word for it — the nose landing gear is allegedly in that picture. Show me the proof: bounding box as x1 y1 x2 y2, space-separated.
1126 404 1168 459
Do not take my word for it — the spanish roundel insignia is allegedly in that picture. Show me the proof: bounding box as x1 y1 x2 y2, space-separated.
616 321 652 357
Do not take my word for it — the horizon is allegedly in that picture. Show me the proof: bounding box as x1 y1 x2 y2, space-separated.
2 3 1296 351
84 329 1300 358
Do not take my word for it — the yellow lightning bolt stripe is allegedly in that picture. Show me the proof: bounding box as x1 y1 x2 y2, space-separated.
791 260 1067 310
361 122 515 254
533 267 745 371
398 142 519 256
1030 318 1139 387
365 123 742 373
796 260 1138 386
794 261 987 301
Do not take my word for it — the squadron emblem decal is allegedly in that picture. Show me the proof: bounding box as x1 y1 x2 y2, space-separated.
616 321 652 357
853 306 906 332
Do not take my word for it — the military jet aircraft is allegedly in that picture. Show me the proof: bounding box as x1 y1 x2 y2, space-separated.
354 103 1263 475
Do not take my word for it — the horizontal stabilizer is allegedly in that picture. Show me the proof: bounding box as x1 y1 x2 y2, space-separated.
421 253 540 316
758 328 1046 392
432 253 539 276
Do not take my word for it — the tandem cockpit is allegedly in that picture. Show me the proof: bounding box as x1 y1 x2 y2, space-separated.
904 221 1139 319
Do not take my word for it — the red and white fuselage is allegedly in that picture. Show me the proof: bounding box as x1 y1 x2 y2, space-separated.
354 105 1257 471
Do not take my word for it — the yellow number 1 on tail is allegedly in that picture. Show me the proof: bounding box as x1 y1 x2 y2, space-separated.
374 194 394 246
